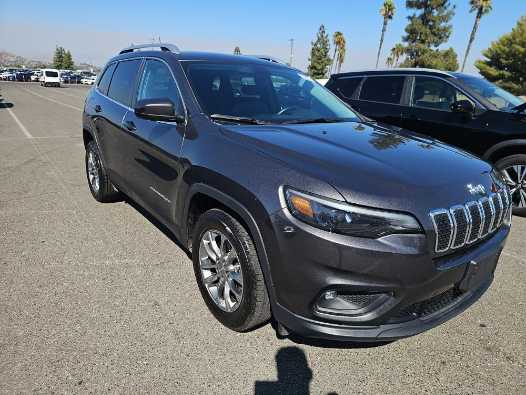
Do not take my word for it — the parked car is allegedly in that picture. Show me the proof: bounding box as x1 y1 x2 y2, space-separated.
81 75 97 85
82 44 512 342
326 69 526 215
0 69 17 81
31 71 42 82
40 69 61 87
15 70 32 82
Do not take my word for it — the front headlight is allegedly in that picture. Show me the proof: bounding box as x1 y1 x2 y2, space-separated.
284 188 422 238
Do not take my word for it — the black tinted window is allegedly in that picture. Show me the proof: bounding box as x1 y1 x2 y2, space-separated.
98 62 116 95
45 71 58 77
412 76 471 111
107 59 142 106
137 60 183 114
360 76 405 104
335 77 362 99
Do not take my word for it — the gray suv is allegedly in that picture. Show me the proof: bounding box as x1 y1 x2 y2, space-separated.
82 43 512 341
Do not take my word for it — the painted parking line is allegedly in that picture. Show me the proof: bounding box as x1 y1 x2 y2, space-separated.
19 86 83 111
6 106 33 139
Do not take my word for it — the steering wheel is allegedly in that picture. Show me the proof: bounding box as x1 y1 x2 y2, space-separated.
277 106 301 116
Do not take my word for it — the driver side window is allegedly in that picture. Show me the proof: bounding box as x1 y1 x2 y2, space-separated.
412 76 471 112
137 59 184 115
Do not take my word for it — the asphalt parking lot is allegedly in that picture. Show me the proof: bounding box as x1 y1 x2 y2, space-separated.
0 81 525 393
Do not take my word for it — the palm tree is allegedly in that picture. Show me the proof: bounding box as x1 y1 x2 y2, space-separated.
330 32 345 74
335 34 346 73
386 44 405 68
461 0 492 72
376 0 396 69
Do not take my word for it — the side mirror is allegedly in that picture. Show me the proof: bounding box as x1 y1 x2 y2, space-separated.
450 100 475 114
134 98 185 123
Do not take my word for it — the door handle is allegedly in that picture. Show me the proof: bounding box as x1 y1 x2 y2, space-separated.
94 104 102 113
123 120 136 131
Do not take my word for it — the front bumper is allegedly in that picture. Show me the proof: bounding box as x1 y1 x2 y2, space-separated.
269 209 509 341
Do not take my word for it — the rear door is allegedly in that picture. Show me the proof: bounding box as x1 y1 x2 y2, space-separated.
354 75 407 127
399 76 485 154
122 58 186 221
103 58 143 188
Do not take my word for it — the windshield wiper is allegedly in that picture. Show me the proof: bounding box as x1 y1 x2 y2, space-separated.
279 117 346 125
210 114 268 125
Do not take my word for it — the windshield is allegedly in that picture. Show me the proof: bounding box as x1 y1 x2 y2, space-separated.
457 75 524 111
182 62 359 124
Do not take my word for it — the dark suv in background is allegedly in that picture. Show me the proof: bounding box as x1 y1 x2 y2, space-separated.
83 44 511 342
326 69 526 216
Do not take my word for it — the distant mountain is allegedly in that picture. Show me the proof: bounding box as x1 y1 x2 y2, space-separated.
0 50 100 71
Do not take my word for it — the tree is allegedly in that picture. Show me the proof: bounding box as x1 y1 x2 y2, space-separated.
233 46 241 55
308 25 332 79
63 50 74 70
461 0 492 72
330 32 346 74
53 46 65 69
398 0 459 71
376 0 396 68
475 16 526 95
386 43 406 67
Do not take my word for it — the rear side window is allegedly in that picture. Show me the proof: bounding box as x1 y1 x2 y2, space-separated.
107 59 142 107
97 63 117 95
335 77 362 99
360 76 405 104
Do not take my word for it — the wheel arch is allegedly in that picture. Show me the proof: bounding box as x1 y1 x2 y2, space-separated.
482 140 526 163
183 183 277 304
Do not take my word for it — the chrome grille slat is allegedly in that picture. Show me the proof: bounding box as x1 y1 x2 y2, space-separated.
430 210 453 253
430 189 510 253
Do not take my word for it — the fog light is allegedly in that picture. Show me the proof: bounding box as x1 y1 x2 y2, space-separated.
315 291 391 317
324 290 338 300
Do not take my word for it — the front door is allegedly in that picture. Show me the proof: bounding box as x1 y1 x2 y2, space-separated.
123 58 186 223
399 76 486 155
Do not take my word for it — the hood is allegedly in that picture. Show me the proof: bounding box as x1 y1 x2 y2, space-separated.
220 121 494 219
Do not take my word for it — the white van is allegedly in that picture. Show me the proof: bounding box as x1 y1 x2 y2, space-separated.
40 69 61 87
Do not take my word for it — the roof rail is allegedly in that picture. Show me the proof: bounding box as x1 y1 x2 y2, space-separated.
247 55 288 65
119 43 181 55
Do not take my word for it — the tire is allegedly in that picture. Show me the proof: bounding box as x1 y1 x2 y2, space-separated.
495 154 526 217
85 140 122 203
192 208 271 332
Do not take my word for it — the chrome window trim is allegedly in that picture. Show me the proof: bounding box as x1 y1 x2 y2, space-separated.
94 56 188 125
430 209 453 253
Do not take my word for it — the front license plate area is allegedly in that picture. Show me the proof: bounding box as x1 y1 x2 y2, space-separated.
458 251 500 292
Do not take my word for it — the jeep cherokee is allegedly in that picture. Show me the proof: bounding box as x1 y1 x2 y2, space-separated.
82 44 512 341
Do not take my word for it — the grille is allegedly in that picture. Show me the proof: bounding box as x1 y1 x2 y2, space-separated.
393 288 462 321
339 293 383 309
430 189 510 253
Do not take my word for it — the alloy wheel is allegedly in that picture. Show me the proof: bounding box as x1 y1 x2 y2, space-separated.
198 230 243 312
87 150 100 193
501 164 526 208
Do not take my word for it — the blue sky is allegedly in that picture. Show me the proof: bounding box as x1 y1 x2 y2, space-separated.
1 0 525 73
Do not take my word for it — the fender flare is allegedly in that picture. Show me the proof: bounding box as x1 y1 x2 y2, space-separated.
482 139 526 162
183 183 277 304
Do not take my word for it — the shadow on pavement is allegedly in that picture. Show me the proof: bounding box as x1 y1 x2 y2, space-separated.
255 346 315 395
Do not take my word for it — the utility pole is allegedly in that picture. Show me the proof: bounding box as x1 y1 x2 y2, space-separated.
288 38 294 67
